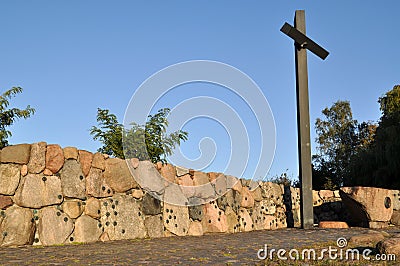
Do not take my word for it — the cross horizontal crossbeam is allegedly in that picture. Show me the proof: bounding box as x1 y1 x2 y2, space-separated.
280 22 329 60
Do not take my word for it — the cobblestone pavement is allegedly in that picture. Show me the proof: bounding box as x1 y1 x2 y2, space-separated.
0 227 399 265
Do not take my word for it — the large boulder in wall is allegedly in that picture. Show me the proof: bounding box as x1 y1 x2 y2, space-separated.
0 205 35 247
340 187 393 228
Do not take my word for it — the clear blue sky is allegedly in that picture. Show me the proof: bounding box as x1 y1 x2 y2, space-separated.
1 1 399 181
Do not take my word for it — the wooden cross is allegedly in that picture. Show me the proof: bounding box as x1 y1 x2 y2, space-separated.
281 10 329 229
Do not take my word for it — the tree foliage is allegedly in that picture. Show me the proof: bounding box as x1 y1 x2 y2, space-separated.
90 108 124 158
347 85 400 189
90 108 188 163
0 87 35 148
312 100 376 189
268 171 299 188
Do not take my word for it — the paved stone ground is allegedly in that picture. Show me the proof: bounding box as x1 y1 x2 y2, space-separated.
0 227 399 265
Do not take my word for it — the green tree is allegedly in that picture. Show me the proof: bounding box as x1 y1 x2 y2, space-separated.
90 108 188 163
90 108 124 158
0 87 35 148
313 100 359 188
348 85 400 189
312 100 377 189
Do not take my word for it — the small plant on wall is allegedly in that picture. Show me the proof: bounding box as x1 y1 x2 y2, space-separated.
90 107 188 163
0 87 35 149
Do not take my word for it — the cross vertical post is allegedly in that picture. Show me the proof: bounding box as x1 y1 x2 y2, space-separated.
280 9 328 229
294 10 313 229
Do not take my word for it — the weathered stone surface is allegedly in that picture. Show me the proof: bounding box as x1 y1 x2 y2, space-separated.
144 215 164 238
73 215 102 243
318 221 349 228
142 193 162 215
340 187 393 227
131 189 144 199
251 200 277 230
240 187 255 208
201 202 228 233
104 158 137 193
227 175 242 192
20 164 28 176
274 206 287 229
261 182 284 205
91 152 105 170
32 229 42 246
163 202 189 236
160 164 176 183
84 197 101 219
0 205 35 247
313 190 323 206
99 232 110 242
240 179 250 187
374 230 391 238
188 221 203 236
14 174 63 208
177 174 195 199
284 186 300 218
288 187 301 209
86 167 113 198
333 190 340 198
208 172 218 182
164 184 188 206
212 174 227 196
189 205 204 221
60 159 86 199
176 165 189 177
45 144 64 174
131 160 165 196
225 206 239 233
248 180 259 191
100 195 146 240
43 169 53 175
0 163 21 195
237 208 253 232
155 162 162 170
62 200 83 219
265 215 279 230
0 195 13 209
250 185 263 202
164 230 175 237
193 171 209 186
291 207 301 228
191 182 217 204
319 190 334 202
27 142 46 173
258 199 276 215
377 234 400 256
391 210 400 226
0 144 31 164
185 172 218 204
78 150 93 177
369 221 389 229
38 207 74 245
216 189 241 213
254 212 277 230
130 158 139 169
176 174 190 186
392 190 400 210
63 147 78 160
349 232 386 246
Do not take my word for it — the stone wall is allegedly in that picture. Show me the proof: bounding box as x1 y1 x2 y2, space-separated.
0 143 398 247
